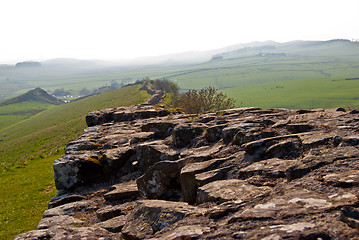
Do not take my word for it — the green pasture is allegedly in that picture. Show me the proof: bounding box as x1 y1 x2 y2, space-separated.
0 101 54 130
0 84 149 239
0 155 58 240
223 77 359 109
164 55 359 90
2 54 359 103
1 40 359 102
0 84 150 169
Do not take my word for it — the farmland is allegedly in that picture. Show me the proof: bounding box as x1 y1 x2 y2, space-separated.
1 39 359 239
2 40 359 109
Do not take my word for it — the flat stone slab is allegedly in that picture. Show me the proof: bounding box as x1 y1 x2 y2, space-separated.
103 147 135 169
94 215 127 233
136 142 179 171
322 170 359 187
48 194 86 209
104 181 139 201
286 123 312 133
96 204 129 222
237 158 300 179
150 225 211 240
299 132 336 149
14 226 121 240
37 215 84 230
196 179 272 204
180 158 229 203
121 200 205 240
229 187 335 222
43 200 98 218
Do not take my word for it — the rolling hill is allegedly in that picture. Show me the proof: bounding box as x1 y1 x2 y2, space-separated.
0 88 64 130
0 83 150 239
0 84 150 169
0 88 63 106
2 39 359 108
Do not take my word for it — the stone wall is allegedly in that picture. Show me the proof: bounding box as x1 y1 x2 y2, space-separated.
15 105 359 239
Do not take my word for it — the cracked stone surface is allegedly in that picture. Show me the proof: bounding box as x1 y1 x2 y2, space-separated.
15 105 359 239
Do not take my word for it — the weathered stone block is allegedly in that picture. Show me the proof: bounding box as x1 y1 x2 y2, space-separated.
121 200 205 240
196 179 272 204
136 141 179 171
172 124 207 148
137 160 183 200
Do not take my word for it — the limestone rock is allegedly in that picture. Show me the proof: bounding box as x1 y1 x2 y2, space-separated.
197 179 272 204
14 226 121 240
104 181 139 202
322 170 359 187
48 194 86 208
42 200 98 218
172 124 207 148
232 129 276 145
16 105 359 239
136 141 179 172
103 146 135 169
180 158 229 203
229 187 335 223
243 135 303 160
53 155 103 190
96 202 135 221
37 215 84 230
140 122 176 138
237 158 300 179
85 113 99 127
205 124 227 142
137 160 183 200
150 225 211 240
340 206 359 230
340 135 359 147
95 215 127 233
129 132 155 144
299 132 337 149
286 123 312 133
121 200 205 239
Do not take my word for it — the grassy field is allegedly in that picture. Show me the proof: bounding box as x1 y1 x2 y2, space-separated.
2 40 359 103
0 155 59 240
0 84 149 239
0 101 55 130
0 84 150 170
160 55 359 90
222 77 359 109
1 40 359 239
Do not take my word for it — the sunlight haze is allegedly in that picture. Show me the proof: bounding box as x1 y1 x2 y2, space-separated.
0 0 357 63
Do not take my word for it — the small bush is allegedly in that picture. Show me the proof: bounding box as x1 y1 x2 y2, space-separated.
177 87 235 114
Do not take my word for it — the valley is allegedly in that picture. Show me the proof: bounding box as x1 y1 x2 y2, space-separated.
1 39 359 239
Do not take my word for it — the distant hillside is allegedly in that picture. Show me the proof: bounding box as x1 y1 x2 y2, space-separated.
212 39 359 59
0 84 150 170
0 88 64 106
1 39 359 107
15 61 41 68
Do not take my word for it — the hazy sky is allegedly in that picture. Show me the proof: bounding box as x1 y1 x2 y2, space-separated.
0 0 358 63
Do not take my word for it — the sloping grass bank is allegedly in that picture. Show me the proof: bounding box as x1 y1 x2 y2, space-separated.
0 84 150 239
0 84 150 170
0 155 59 240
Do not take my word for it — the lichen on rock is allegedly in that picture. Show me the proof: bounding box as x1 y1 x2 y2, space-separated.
15 105 359 239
